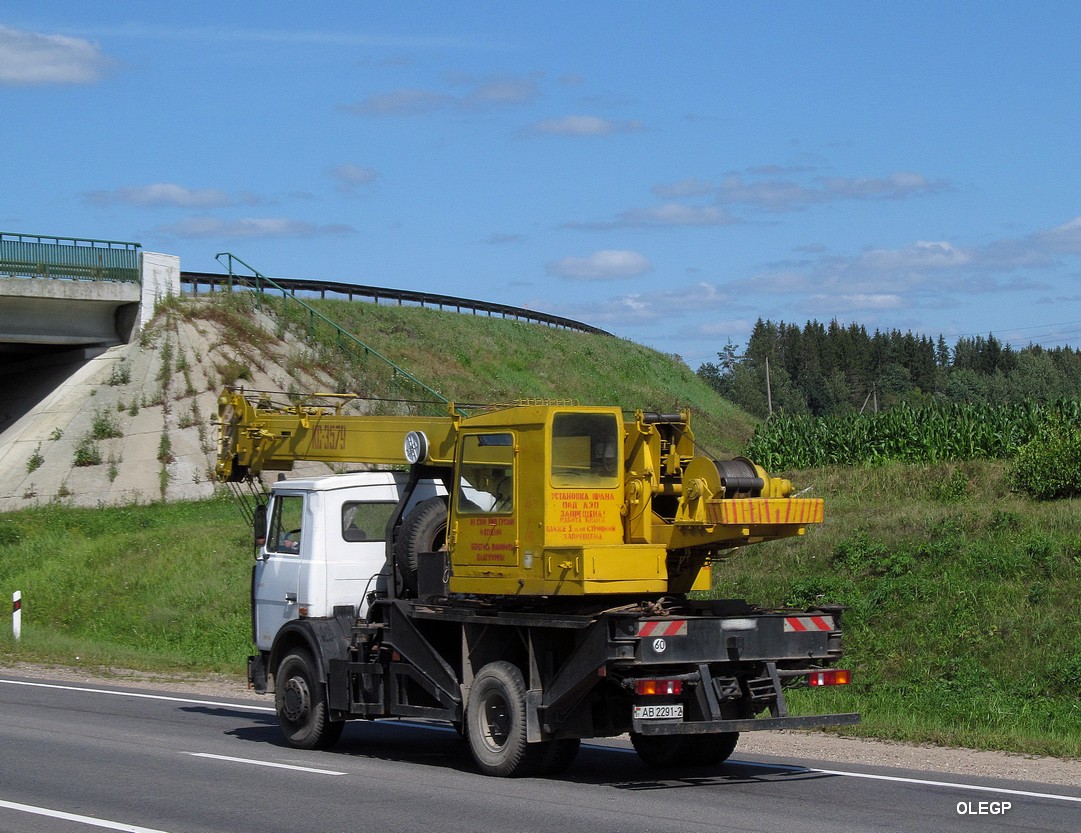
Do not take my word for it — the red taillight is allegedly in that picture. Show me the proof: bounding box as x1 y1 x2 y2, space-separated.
635 679 683 696
808 669 851 686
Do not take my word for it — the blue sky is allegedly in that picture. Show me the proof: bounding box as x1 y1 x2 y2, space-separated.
3 2 1081 368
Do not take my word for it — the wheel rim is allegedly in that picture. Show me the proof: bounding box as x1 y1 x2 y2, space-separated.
281 674 312 723
479 691 511 751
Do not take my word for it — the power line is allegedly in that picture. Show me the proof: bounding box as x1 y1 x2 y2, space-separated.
941 319 1081 344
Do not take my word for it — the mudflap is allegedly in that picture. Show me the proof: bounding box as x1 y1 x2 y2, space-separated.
248 652 269 694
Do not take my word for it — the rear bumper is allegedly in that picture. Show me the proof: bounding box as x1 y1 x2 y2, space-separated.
633 712 861 735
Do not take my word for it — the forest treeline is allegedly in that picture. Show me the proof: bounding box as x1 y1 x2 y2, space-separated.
696 318 1081 419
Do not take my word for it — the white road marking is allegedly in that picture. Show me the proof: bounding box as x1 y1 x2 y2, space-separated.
0 798 172 832
808 767 1081 804
185 751 346 775
0 677 274 712
586 742 1081 804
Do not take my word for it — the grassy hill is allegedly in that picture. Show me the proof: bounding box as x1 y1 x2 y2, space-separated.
262 292 756 453
1 291 1078 759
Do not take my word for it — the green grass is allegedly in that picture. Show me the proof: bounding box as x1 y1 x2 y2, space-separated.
0 497 251 673
712 459 1081 758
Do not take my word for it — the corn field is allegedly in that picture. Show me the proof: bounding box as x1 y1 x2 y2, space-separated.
745 399 1081 470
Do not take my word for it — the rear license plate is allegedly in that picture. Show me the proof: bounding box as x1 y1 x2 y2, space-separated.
633 704 684 720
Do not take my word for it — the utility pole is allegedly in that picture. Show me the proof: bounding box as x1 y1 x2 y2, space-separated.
765 356 773 417
859 383 879 415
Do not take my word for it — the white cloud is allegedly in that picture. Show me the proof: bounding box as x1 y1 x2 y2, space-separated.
1033 216 1081 254
854 240 974 273
567 203 738 230
698 318 756 338
460 77 539 110
651 178 716 199
818 171 948 200
483 232 525 245
806 293 904 313
84 23 489 51
527 115 644 136
330 164 379 195
714 175 821 212
0 24 115 85
553 281 734 326
343 76 539 118
341 88 450 116
84 183 234 208
156 216 354 239
732 217 1081 312
331 164 378 185
573 168 948 230
545 250 652 280
648 170 950 213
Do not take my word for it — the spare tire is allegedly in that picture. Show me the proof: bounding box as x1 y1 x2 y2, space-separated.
393 496 447 596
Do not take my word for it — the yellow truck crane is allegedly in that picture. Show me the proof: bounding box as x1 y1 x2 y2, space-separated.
217 388 857 776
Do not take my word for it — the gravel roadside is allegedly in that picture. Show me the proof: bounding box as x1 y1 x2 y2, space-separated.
3 661 1078 789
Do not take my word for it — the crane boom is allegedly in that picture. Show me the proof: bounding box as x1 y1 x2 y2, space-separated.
216 387 823 597
215 388 459 481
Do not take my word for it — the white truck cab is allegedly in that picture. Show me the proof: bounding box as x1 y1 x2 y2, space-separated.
253 471 443 651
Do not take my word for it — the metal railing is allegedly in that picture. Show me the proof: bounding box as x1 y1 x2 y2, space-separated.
0 232 141 283
181 270 610 336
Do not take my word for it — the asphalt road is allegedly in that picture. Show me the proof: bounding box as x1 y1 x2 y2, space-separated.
0 674 1077 833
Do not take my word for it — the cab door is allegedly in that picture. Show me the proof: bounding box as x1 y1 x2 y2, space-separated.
252 491 307 650
450 432 519 569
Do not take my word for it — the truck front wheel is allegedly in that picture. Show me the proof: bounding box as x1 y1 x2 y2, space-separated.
275 648 344 750
631 731 738 768
466 661 544 777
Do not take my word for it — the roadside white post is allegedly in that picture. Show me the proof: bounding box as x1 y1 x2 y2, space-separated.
12 591 20 641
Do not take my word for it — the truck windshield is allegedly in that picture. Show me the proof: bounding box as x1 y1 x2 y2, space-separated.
551 412 619 488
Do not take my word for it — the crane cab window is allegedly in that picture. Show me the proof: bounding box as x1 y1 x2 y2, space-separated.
269 494 304 554
551 413 620 488
456 432 514 515
342 501 396 542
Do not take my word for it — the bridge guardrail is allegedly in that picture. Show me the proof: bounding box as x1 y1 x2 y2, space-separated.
180 271 609 336
0 232 141 283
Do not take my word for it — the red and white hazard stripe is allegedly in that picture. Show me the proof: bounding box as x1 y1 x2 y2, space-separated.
637 620 688 637
783 615 834 632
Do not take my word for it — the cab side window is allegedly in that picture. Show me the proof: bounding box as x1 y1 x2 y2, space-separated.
341 501 396 542
269 495 304 554
456 433 514 515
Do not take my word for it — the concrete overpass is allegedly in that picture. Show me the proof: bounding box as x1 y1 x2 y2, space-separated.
0 234 179 352
0 233 180 441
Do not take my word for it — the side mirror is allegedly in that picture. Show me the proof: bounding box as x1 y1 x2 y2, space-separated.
253 503 268 554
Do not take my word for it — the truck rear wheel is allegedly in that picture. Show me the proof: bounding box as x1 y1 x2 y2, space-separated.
275 648 344 750
631 731 738 768
394 496 447 596
466 661 544 777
